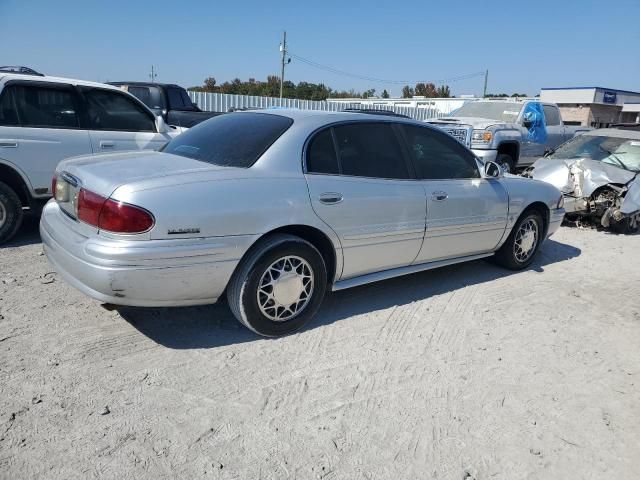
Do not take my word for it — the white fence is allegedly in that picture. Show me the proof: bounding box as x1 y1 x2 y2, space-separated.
188 91 469 121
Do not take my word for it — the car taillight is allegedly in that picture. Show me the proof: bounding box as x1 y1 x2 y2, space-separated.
99 198 155 233
77 188 154 234
77 189 106 226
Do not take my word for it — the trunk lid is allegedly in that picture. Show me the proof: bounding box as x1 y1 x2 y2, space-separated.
57 150 216 198
54 150 229 220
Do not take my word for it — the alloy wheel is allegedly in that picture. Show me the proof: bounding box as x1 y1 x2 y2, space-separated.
513 217 539 263
257 255 314 321
0 201 6 229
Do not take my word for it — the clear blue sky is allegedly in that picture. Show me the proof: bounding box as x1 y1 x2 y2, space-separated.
1 0 638 97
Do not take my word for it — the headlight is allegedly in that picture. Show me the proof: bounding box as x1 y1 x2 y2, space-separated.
471 130 492 143
557 195 564 209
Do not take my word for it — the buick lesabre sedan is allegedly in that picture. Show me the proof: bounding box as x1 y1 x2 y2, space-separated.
41 110 565 336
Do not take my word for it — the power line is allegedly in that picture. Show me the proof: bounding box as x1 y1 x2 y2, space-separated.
288 52 484 85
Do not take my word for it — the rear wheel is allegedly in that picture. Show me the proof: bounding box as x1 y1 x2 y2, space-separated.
227 234 328 337
0 182 23 245
493 210 544 270
495 154 515 174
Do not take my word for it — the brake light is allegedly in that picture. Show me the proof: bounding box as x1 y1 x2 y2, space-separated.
76 188 154 234
99 198 155 233
77 189 106 226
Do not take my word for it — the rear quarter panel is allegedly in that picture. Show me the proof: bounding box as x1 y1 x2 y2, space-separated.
109 173 343 253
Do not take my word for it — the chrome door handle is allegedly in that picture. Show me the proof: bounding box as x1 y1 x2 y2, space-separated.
319 192 343 205
0 140 18 148
100 141 115 149
431 191 448 201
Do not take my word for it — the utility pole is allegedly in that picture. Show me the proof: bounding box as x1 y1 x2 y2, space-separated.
149 65 158 83
483 69 488 98
279 31 287 99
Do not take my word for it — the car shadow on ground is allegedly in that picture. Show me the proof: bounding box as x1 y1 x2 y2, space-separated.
1 215 42 248
119 238 581 350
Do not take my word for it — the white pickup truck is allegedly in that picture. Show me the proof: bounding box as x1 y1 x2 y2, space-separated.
427 100 591 172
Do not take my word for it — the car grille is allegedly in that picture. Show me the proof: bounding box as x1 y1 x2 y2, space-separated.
441 127 470 146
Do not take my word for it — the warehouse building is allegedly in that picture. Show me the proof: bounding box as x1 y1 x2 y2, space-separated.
540 87 640 127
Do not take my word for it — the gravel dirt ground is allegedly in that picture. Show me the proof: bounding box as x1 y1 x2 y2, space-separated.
0 218 638 480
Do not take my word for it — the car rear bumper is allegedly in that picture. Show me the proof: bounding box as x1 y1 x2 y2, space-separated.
40 201 256 307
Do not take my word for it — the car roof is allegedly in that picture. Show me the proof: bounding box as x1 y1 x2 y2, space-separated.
0 73 123 91
241 108 421 124
108 81 182 88
584 128 640 140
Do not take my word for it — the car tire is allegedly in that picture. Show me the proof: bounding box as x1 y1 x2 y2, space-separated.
493 210 544 270
0 181 23 245
610 215 640 235
227 234 328 337
496 154 515 173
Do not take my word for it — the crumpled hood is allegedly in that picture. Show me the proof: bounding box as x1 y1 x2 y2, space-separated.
530 157 637 198
427 116 502 130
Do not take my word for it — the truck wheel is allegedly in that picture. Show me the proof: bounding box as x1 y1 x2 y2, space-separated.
496 154 515 173
0 181 23 245
493 210 544 270
227 234 327 337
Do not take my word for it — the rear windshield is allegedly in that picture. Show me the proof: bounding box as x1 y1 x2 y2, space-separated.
162 112 293 168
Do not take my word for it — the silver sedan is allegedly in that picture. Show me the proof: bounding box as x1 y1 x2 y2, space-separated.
41 110 565 336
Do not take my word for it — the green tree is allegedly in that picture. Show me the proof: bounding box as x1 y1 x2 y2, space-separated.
401 85 414 98
381 89 390 98
362 88 376 99
436 85 451 98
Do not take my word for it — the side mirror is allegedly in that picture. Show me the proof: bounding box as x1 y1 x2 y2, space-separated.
485 160 503 178
523 119 533 129
156 115 169 133
192 102 199 108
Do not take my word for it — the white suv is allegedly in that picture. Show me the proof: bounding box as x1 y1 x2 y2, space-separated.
0 72 180 244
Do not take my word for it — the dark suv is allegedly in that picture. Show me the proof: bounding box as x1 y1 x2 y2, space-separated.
109 82 222 128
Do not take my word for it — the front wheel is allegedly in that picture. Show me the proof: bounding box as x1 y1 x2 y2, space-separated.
493 210 544 270
495 154 515 174
227 234 328 337
610 214 640 234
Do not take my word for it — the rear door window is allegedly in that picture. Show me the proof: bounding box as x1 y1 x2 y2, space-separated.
0 87 19 126
127 86 164 110
83 88 156 132
162 112 293 168
332 122 410 179
8 84 80 128
306 129 339 174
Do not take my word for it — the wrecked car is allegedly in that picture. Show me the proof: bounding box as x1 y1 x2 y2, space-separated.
524 129 640 233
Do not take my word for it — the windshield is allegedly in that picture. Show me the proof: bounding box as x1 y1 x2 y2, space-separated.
161 112 293 168
449 102 523 122
127 86 164 110
549 134 640 172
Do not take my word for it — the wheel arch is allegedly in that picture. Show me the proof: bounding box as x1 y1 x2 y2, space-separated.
0 161 32 207
264 225 339 284
521 201 550 238
497 141 520 162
